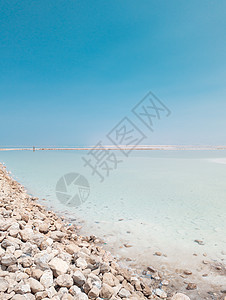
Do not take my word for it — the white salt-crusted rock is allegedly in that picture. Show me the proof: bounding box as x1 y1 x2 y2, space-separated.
118 287 131 298
69 285 82 296
155 288 167 298
75 257 87 270
40 269 53 288
28 277 44 293
0 277 9 292
1 254 17 266
56 274 73 288
14 282 31 294
49 257 69 277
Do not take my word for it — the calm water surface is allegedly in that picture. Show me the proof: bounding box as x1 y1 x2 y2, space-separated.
1 150 226 268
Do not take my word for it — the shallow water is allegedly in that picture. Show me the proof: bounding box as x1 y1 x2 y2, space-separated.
1 150 226 270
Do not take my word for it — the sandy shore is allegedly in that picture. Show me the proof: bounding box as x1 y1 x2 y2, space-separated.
0 163 225 299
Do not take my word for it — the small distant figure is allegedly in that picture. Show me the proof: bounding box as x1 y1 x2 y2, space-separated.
33 146 35 152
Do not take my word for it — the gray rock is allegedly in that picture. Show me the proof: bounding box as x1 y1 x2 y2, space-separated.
56 274 73 288
100 283 114 299
50 231 66 242
28 277 44 293
14 250 23 259
1 239 18 249
1 254 17 266
65 243 80 255
88 286 100 298
15 272 29 282
69 285 82 296
31 268 43 280
172 293 191 300
88 272 102 289
103 272 119 287
118 287 131 298
40 269 54 288
35 253 52 270
21 256 33 268
72 270 86 287
58 287 69 297
19 229 33 242
39 223 49 234
0 277 8 292
155 288 167 298
46 286 57 298
30 234 45 247
14 282 31 294
0 221 11 231
49 257 69 277
99 262 110 273
83 278 93 293
76 257 87 270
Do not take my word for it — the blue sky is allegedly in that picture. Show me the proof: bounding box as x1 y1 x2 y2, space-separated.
1 0 226 146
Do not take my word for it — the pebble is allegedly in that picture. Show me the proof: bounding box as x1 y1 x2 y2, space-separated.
147 266 156 273
155 288 167 298
184 270 192 275
186 283 197 290
194 239 204 245
162 280 169 286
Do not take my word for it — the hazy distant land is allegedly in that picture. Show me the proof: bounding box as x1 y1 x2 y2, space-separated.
1 145 226 151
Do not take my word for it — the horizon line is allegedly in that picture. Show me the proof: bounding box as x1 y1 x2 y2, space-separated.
0 145 226 151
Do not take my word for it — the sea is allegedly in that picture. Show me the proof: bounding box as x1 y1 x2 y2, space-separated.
1 149 226 274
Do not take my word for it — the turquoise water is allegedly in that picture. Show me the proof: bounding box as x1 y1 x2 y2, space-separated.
1 150 226 269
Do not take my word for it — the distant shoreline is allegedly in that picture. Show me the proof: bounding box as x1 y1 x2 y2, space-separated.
1 145 226 151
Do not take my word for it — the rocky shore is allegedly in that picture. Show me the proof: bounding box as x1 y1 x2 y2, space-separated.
0 163 200 299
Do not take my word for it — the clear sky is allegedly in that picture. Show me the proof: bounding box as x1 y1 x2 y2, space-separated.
1 0 226 147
